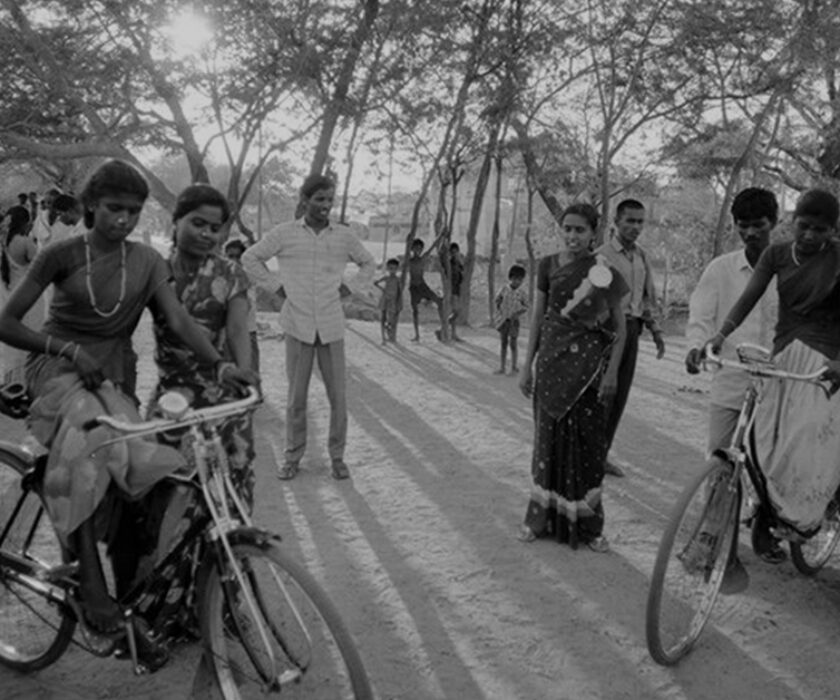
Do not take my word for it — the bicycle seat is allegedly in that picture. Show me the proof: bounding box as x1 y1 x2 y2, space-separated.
737 343 774 367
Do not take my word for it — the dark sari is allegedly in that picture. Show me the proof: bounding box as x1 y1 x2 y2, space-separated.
523 253 627 548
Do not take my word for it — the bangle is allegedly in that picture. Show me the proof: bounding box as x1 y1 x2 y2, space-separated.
58 340 75 360
44 335 53 356
72 343 80 365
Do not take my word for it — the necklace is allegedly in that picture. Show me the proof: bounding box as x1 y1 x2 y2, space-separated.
84 235 127 318
791 240 826 266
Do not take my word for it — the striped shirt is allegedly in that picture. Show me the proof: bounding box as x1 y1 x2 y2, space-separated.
241 219 375 344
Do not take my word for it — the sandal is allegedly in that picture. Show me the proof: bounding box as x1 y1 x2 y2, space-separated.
330 460 350 480
586 536 610 553
277 462 299 480
516 525 536 543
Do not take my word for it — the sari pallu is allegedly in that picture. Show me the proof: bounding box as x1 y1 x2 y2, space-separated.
22 240 176 545
751 339 840 535
524 253 624 547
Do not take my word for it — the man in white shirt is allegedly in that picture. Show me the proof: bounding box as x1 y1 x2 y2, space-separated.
686 188 779 455
242 174 375 481
685 187 781 579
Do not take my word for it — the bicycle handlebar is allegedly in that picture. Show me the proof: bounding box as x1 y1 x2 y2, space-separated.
88 386 261 437
704 345 828 383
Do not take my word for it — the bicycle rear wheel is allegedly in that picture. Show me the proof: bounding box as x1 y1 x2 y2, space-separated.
201 539 373 699
646 456 740 666
790 499 840 575
0 449 75 671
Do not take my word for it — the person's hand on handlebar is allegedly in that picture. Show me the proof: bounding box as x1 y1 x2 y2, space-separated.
823 359 840 397
684 347 704 374
217 362 260 392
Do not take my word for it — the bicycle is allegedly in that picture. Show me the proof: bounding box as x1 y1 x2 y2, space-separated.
0 386 373 698
645 343 840 666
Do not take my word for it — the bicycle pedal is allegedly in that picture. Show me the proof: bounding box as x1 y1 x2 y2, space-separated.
40 562 79 583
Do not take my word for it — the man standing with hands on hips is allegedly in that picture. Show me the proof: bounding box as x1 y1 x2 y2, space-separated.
242 174 375 481
596 199 666 477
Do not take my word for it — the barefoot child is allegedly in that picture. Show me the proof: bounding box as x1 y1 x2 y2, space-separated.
375 257 402 343
407 236 446 341
495 264 528 374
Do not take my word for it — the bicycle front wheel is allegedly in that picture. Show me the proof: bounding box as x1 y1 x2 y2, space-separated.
646 456 740 666
0 449 75 671
201 539 373 699
790 499 840 575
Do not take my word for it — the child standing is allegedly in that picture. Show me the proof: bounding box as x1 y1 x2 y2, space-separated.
407 236 446 341
495 264 528 374
374 257 402 343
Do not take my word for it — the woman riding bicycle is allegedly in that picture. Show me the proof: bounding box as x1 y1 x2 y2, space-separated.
123 185 259 636
707 188 840 552
0 161 252 644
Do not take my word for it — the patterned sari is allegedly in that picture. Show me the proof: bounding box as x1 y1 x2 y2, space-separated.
523 253 627 548
129 254 254 633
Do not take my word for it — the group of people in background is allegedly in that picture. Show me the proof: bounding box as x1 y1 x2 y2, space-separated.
0 189 84 385
513 184 840 582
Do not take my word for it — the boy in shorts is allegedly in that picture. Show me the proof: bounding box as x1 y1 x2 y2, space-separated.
374 257 402 343
407 237 445 341
494 264 528 374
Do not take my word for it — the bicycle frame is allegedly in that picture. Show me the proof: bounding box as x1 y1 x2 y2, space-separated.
92 387 289 683
705 345 830 524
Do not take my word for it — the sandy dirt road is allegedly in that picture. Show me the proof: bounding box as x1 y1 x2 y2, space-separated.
3 314 840 700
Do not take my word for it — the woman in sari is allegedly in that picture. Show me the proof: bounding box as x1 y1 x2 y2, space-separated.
0 161 252 645
517 203 627 552
149 184 256 507
707 189 840 551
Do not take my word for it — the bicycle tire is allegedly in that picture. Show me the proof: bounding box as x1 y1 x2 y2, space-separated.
0 448 75 671
200 538 373 699
790 499 840 576
646 456 740 666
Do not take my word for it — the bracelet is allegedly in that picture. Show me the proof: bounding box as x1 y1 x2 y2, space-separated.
72 343 80 365
58 341 75 360
44 335 53 356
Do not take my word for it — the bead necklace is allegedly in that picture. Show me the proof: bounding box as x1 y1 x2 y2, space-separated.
84 234 127 318
791 240 826 266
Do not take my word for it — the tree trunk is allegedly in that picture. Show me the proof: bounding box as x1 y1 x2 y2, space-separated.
524 187 536 305
510 118 565 225
712 92 782 256
461 124 501 326
487 153 504 325
309 0 381 175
